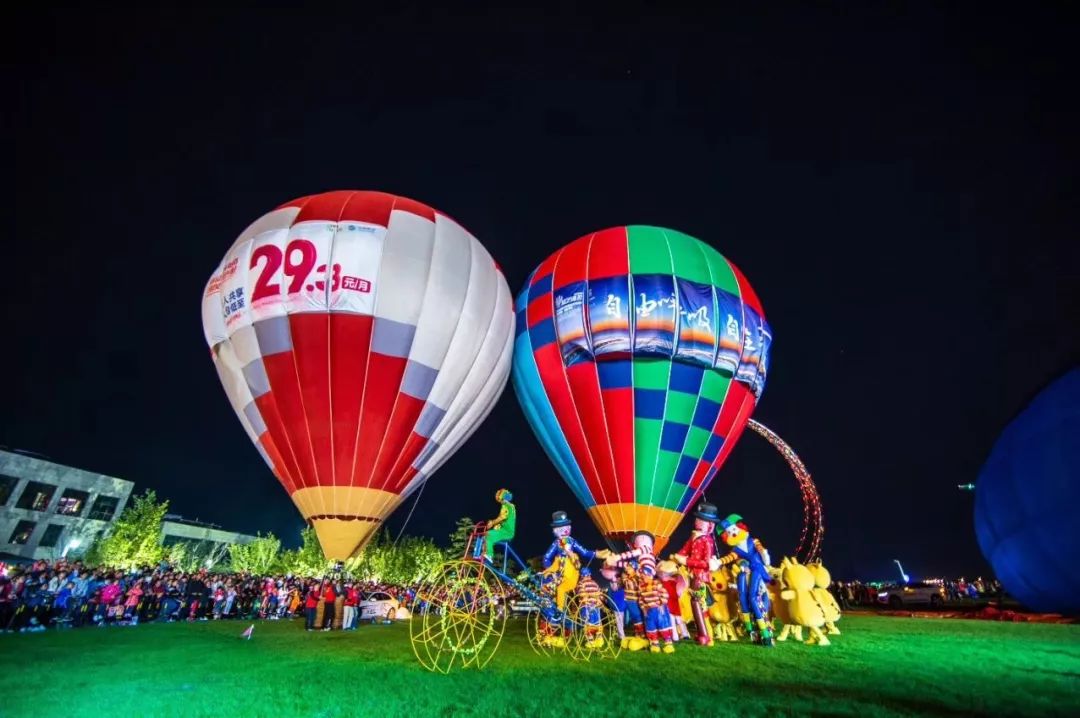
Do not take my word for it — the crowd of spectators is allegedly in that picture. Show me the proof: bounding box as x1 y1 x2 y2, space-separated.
2 557 1013 634
0 558 416 634
832 577 1004 609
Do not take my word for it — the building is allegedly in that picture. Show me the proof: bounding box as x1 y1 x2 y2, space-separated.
161 514 257 561
0 448 134 560
1 448 259 563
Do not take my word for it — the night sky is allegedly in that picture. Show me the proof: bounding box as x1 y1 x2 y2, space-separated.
5 6 1077 581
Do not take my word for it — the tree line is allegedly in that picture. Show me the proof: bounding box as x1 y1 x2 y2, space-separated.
82 490 478 585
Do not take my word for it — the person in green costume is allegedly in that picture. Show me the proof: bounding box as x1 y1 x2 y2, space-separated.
480 489 516 560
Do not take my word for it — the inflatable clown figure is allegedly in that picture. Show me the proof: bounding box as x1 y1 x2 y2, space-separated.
716 513 775 647
657 560 691 641
637 562 676 653
575 568 605 649
672 502 723 645
477 489 516 561
606 530 658 576
542 511 609 612
604 531 657 651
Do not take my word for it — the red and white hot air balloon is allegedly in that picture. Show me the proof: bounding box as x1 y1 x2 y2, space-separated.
202 191 514 559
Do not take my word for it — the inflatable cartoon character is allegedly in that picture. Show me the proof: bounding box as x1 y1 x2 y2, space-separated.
708 563 741 642
657 560 690 641
717 513 774 647
779 558 830 646
637 564 675 653
478 489 516 561
600 565 626 643
766 562 802 642
808 561 842 635
672 502 723 645
606 531 658 650
619 562 648 651
543 511 607 609
575 568 605 648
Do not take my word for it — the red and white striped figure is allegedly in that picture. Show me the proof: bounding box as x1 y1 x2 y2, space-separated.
202 191 514 559
605 530 657 576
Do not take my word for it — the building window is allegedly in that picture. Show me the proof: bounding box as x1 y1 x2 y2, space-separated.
15 481 57 511
8 520 36 545
0 474 18 505
55 488 90 516
39 524 64 549
88 495 120 521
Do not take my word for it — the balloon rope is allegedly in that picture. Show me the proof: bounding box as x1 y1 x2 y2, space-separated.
746 418 824 563
393 479 428 547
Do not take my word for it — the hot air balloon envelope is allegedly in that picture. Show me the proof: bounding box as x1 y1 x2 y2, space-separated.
512 226 771 551
203 191 514 559
975 369 1080 614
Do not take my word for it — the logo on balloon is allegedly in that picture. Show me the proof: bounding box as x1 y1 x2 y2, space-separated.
341 276 371 293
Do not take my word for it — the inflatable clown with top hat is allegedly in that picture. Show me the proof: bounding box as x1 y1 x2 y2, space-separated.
671 502 723 645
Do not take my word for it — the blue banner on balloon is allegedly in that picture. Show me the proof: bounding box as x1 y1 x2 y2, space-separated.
554 280 591 366
714 289 743 376
737 306 766 387
752 317 773 397
632 274 677 358
588 275 632 358
675 279 717 368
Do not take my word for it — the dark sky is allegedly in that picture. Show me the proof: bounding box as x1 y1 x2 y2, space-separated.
5 6 1077 581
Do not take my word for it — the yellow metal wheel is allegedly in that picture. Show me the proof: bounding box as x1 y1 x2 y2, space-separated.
409 560 506 673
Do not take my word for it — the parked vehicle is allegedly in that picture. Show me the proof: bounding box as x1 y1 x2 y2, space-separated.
877 582 947 608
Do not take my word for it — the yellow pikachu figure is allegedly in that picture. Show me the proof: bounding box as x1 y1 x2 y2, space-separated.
779 557 830 646
707 564 739 642
677 565 696 625
766 563 802 642
807 561 842 635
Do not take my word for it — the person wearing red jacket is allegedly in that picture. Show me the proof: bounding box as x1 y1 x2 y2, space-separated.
671 502 722 645
343 584 360 631
304 583 321 631
321 581 336 631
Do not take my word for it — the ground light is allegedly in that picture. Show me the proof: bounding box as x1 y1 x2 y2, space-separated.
61 538 82 559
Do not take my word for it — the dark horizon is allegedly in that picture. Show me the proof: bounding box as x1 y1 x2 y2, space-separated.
5 6 1078 582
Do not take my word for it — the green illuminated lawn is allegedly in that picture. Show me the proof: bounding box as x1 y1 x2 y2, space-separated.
1 615 1077 717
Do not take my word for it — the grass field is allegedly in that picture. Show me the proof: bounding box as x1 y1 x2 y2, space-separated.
1 614 1077 718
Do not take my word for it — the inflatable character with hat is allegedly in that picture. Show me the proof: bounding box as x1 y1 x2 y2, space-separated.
604 530 658 651
716 513 775 647
672 502 723 645
542 511 610 614
475 488 516 561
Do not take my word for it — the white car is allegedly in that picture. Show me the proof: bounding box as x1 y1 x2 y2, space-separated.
877 582 947 608
359 591 409 622
509 599 539 615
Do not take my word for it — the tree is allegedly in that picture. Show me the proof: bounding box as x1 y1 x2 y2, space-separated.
446 516 475 560
84 490 168 569
228 533 282 575
166 540 230 573
277 526 333 577
346 530 444 584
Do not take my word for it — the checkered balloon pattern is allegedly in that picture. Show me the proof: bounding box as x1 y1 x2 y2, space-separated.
512 226 771 552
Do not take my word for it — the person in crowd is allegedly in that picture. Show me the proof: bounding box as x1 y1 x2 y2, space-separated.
304 581 321 631
343 583 360 631
0 576 16 632
321 580 337 631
